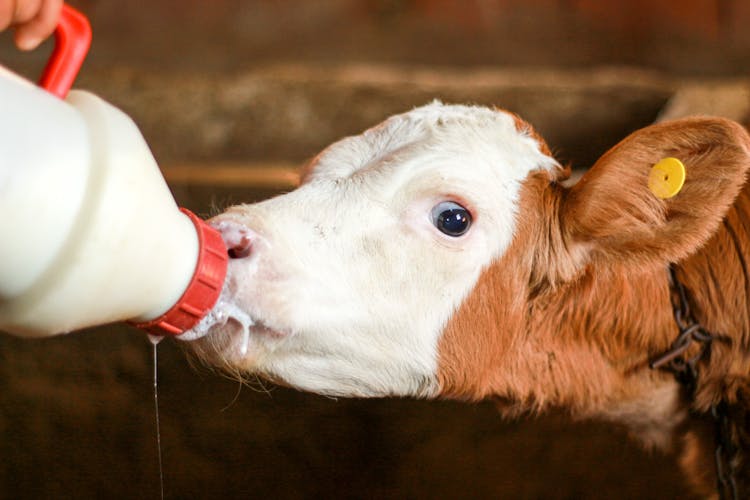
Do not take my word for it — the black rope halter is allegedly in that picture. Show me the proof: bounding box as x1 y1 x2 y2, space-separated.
649 266 739 500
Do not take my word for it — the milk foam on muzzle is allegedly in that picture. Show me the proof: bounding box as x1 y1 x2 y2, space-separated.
179 282 254 356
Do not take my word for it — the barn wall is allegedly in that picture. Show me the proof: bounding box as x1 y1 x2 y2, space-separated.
1 1 746 498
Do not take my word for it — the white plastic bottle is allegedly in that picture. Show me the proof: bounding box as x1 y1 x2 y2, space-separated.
0 65 227 337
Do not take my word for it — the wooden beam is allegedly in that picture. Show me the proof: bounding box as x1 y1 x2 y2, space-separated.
161 163 301 189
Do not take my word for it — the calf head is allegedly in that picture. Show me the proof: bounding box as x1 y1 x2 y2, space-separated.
189 103 750 414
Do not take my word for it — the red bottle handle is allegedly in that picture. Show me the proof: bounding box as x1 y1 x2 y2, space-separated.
38 4 91 99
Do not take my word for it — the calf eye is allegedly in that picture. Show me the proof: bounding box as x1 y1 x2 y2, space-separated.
431 201 472 237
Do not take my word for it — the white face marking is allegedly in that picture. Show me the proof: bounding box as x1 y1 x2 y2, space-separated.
187 102 559 398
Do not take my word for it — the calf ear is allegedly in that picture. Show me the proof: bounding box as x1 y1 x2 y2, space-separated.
561 117 750 269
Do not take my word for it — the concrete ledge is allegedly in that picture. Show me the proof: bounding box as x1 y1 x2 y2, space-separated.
77 64 681 169
657 81 750 123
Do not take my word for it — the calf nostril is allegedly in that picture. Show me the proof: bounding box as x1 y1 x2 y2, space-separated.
211 220 254 259
227 236 252 259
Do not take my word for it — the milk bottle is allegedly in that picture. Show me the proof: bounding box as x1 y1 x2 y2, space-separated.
0 6 227 337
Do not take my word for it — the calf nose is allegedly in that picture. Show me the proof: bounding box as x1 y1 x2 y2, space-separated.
211 219 253 259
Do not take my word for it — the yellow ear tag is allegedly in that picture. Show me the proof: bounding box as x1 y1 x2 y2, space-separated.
648 157 686 199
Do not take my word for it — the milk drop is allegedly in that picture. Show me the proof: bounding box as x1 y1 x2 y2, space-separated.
150 340 165 500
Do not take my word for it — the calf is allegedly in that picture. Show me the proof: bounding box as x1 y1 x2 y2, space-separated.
188 102 750 497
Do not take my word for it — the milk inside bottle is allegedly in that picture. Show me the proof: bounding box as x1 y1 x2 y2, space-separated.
0 66 227 337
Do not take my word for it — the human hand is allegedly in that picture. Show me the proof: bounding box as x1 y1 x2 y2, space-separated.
0 0 63 51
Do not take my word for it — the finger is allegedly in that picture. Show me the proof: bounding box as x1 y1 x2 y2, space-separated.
0 1 17 32
13 0 63 51
13 0 43 25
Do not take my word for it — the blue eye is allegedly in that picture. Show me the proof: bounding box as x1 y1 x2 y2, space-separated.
431 201 472 237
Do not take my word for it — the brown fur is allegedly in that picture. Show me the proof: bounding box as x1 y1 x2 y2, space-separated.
438 117 750 496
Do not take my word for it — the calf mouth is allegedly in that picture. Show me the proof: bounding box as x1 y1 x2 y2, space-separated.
182 300 252 348
178 278 290 373
179 282 259 364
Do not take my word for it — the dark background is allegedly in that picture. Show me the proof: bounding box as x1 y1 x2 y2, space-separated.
3 1 749 498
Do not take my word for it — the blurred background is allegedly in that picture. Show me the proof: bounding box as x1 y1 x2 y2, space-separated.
2 0 749 498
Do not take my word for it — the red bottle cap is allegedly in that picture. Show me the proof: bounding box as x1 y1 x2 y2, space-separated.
131 209 228 336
